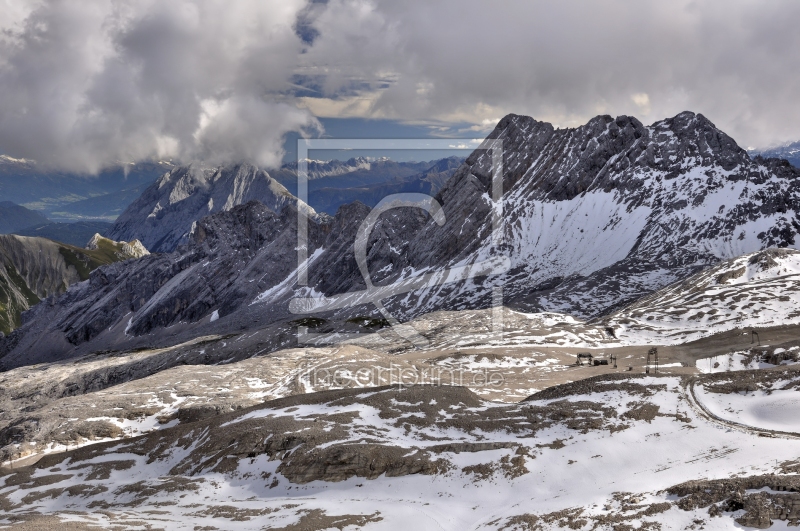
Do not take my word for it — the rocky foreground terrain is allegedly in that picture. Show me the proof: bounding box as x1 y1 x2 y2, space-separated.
0 265 799 528
2 359 800 529
1 245 797 467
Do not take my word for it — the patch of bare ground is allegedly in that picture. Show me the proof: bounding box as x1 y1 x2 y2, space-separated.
495 498 672 530
0 514 145 530
668 474 800 528
698 365 800 395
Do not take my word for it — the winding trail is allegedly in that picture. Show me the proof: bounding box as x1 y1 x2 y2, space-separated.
682 376 800 440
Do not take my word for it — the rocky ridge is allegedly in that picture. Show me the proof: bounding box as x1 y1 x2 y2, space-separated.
3 111 800 369
107 163 317 253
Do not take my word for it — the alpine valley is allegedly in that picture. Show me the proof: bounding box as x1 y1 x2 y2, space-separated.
2 111 800 530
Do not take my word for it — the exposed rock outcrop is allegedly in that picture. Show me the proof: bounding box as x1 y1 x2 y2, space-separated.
0 234 148 335
107 163 317 252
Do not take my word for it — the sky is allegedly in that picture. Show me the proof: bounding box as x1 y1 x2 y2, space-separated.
1 0 799 173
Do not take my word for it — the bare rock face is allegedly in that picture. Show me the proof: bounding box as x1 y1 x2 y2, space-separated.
670 475 800 528
107 163 317 253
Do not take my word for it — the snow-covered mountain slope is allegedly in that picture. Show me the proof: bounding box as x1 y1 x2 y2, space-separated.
394 111 800 319
107 163 316 252
602 247 800 345
2 372 800 530
347 248 800 353
253 111 800 326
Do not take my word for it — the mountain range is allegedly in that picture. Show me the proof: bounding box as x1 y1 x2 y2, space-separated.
106 157 464 253
271 157 463 214
10 221 114 247
752 140 800 169
106 163 316 253
3 111 800 530
0 157 174 221
0 201 50 234
0 201 116 248
2 110 799 370
0 155 463 227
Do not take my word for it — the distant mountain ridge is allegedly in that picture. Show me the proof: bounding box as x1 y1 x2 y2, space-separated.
51 183 154 222
300 156 464 214
0 202 50 234
274 157 431 183
107 157 464 251
107 163 317 253
12 221 113 247
752 141 800 168
1 155 464 225
0 156 174 221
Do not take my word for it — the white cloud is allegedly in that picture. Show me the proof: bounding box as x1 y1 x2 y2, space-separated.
631 93 651 114
300 0 800 148
0 0 315 172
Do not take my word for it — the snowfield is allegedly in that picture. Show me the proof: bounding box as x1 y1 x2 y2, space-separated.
605 248 800 345
696 385 800 434
4 112 800 529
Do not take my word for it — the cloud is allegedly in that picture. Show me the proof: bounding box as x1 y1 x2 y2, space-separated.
2 0 800 173
0 0 318 172
299 0 800 148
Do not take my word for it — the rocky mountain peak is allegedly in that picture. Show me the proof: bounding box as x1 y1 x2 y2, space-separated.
649 111 746 171
108 162 315 253
85 233 149 260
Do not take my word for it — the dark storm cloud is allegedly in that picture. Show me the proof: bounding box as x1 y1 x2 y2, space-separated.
0 0 799 172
